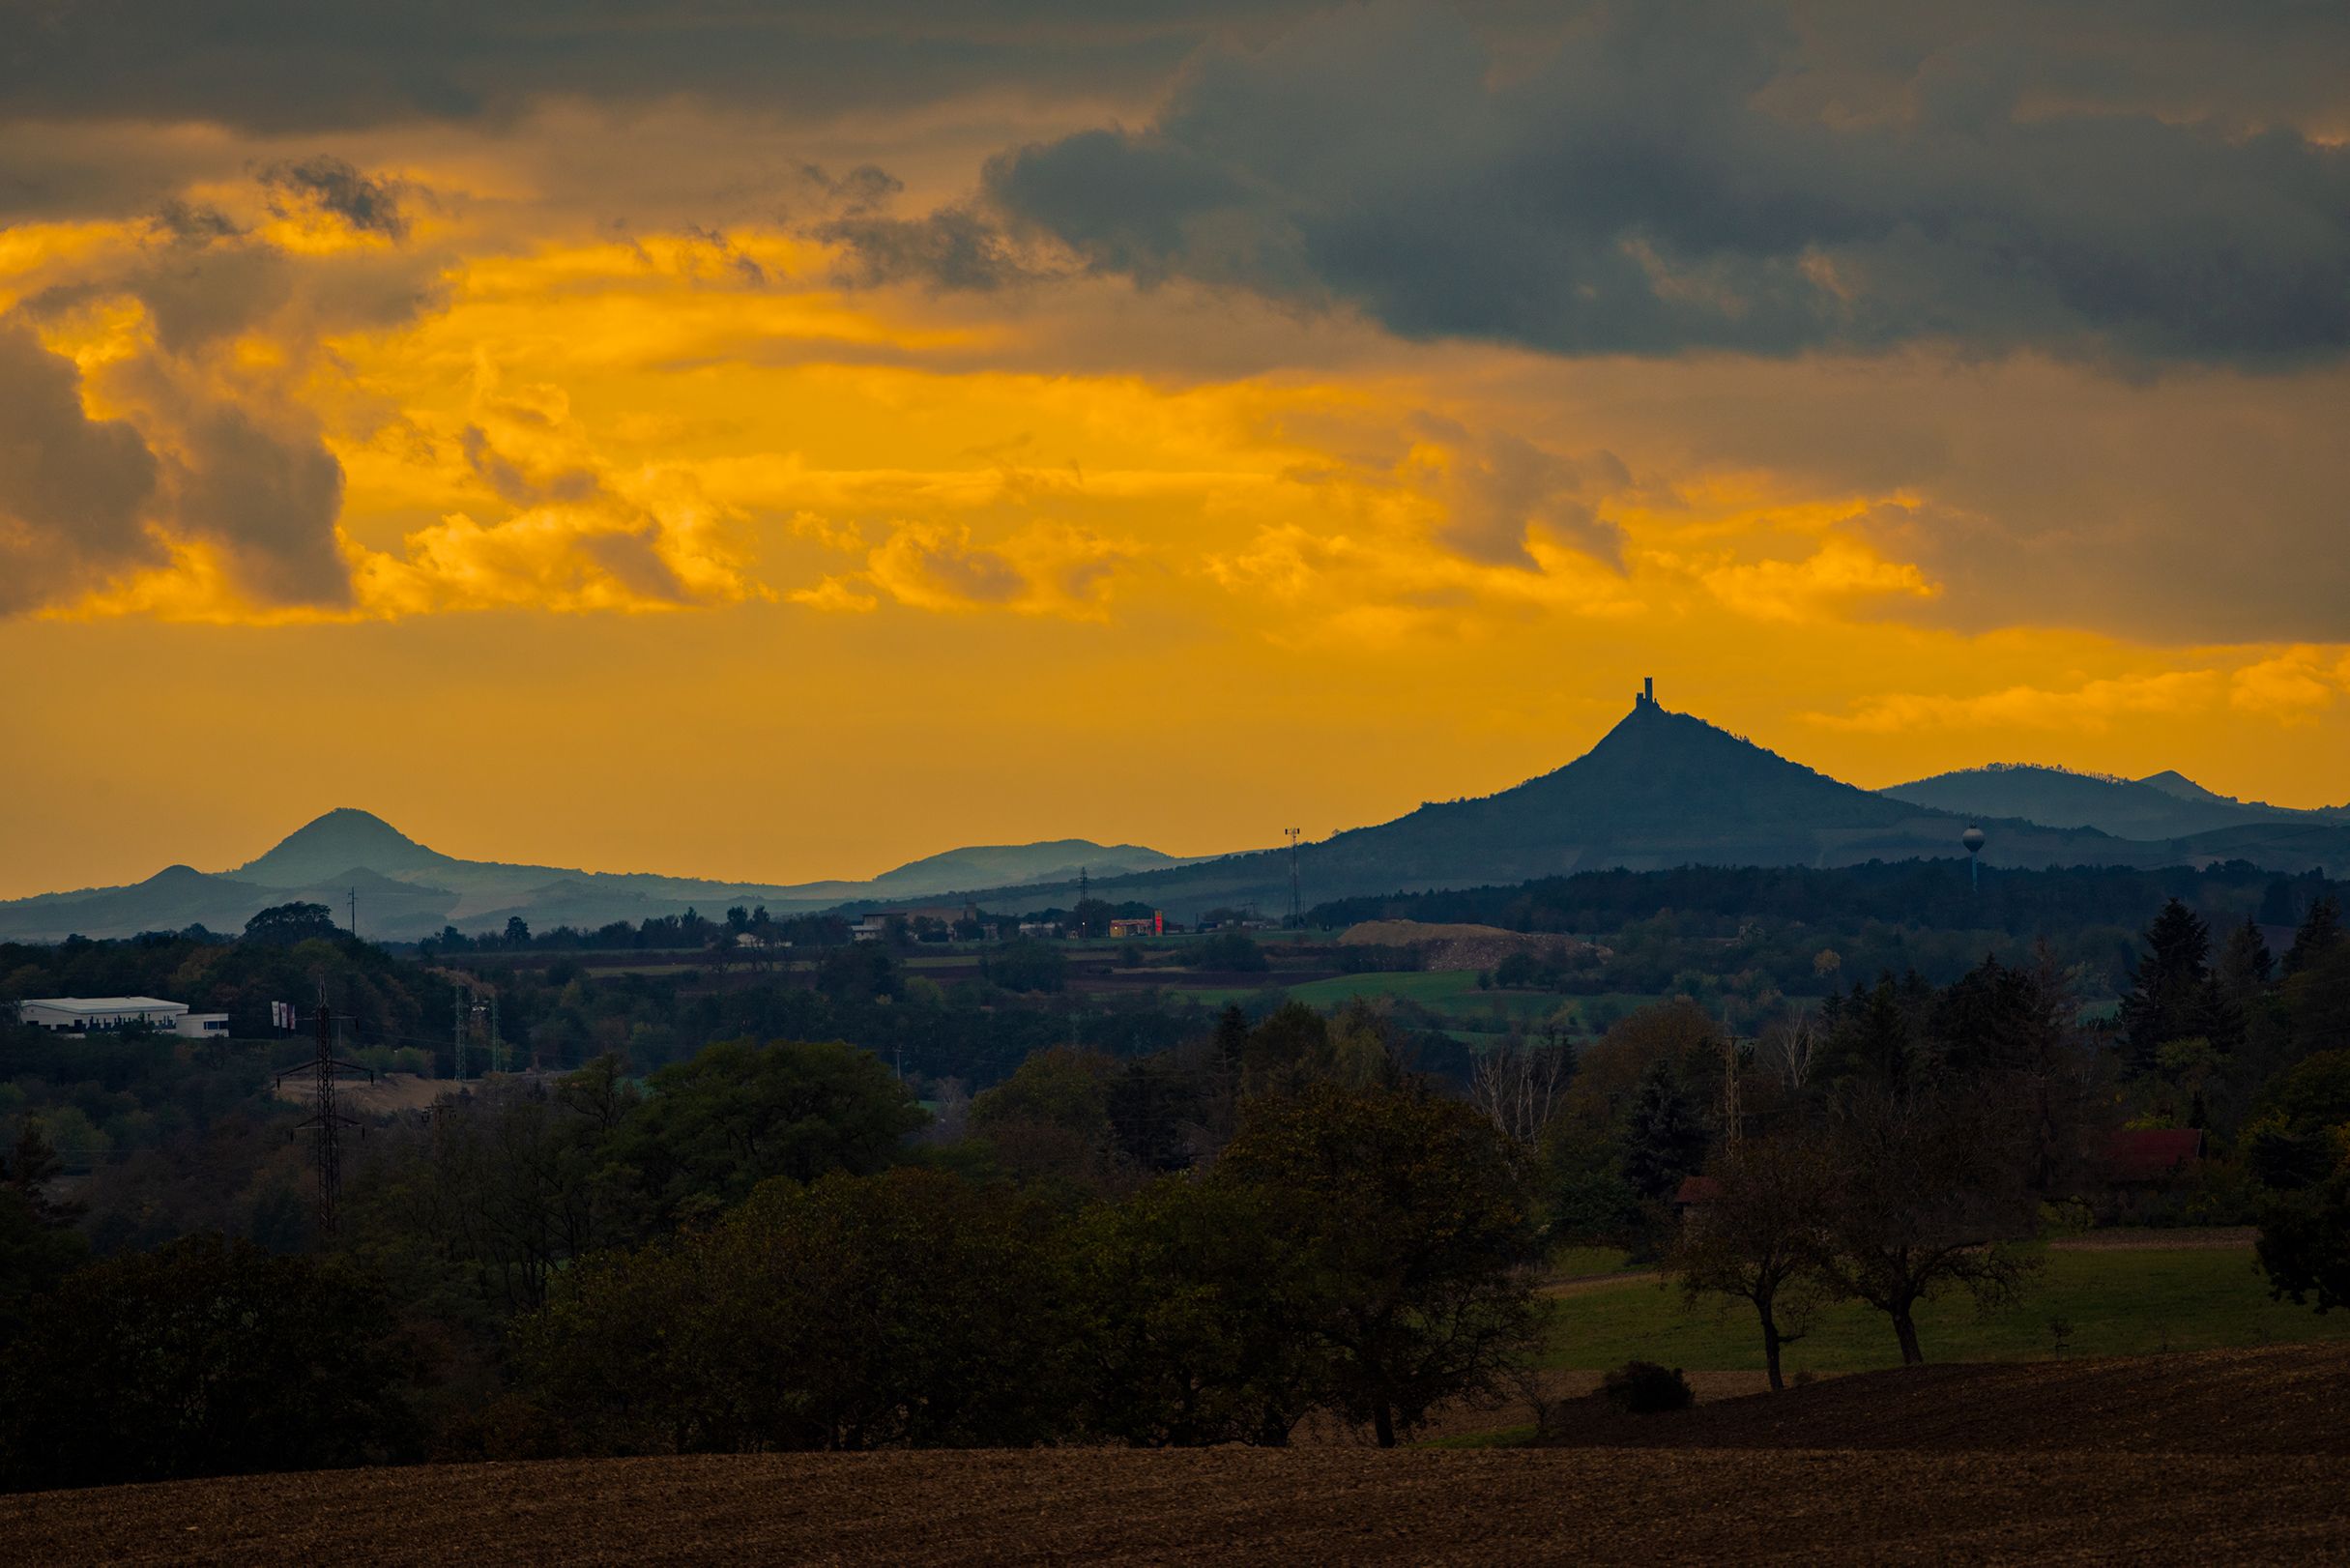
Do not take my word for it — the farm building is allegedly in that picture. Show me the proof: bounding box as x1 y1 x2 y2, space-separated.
1107 913 1166 939
16 997 230 1039
1672 1175 1723 1210
2098 1128 2205 1184
850 907 982 943
2091 1127 2206 1221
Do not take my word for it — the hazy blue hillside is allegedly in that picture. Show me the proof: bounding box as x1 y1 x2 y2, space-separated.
866 840 1193 894
9 700 2347 942
2137 769 2247 807
914 700 2132 919
1882 764 2281 839
2137 769 2349 821
0 862 459 944
236 807 458 886
0 810 1204 942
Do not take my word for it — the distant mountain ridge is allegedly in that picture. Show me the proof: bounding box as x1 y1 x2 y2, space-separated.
1881 763 2345 841
927 697 2131 917
914 697 2350 917
6 693 2348 942
0 813 1204 943
235 808 455 886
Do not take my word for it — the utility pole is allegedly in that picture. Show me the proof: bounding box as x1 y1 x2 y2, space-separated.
1721 1018 1743 1146
1285 828 1303 928
452 984 467 1084
488 993 502 1075
276 1002 373 1243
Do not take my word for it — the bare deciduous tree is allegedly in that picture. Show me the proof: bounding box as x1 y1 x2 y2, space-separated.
1469 1035 1573 1146
1761 1009 1821 1095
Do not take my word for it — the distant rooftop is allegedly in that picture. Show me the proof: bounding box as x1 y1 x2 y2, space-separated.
2101 1128 2204 1183
19 996 189 1013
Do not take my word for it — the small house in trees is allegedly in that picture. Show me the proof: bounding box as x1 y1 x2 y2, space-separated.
2091 1128 2205 1220
1672 1175 1723 1210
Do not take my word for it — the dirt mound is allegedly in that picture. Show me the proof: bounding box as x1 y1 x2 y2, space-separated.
1547 1342 2350 1455
272 1072 450 1116
1339 920 1605 973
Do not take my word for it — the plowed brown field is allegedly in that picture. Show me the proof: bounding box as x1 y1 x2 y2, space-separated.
1546 1342 2350 1455
8 1344 2346 1565
10 1449 2347 1565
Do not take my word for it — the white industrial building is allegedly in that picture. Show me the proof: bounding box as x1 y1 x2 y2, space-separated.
15 997 231 1039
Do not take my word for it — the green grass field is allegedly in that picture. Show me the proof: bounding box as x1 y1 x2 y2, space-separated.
1279 972 1666 1025
1284 972 1496 1008
1542 1242 2350 1375
1153 971 1676 1033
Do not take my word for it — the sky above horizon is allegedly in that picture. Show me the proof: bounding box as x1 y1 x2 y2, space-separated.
4 1 2349 899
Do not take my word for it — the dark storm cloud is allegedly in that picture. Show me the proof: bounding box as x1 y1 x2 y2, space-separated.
0 319 163 611
982 0 2350 367
461 425 602 508
0 316 353 616
0 2 1309 134
169 399 352 608
820 207 1043 292
0 158 452 616
1407 417 1631 567
263 155 410 238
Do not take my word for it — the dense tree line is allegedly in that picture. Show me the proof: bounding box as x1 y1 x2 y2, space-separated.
2 1014 1541 1487
5 885 2348 1492
1316 859 2332 939
418 905 852 956
0 926 1231 1255
1319 860 2336 992
1645 892 2350 1381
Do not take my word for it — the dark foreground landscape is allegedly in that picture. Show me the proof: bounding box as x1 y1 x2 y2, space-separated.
9 1345 2344 1565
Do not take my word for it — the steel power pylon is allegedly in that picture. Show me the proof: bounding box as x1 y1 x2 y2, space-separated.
276 1003 374 1241
1285 828 1303 927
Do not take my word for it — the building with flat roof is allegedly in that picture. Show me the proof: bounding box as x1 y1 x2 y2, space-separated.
16 997 230 1039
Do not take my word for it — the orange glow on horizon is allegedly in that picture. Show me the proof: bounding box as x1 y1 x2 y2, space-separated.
3 107 2346 900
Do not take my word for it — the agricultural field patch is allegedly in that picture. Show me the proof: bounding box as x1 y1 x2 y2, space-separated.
8 1426 2343 1565
1541 1241 2350 1375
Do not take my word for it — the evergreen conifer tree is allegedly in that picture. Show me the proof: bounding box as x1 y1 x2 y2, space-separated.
1620 1062 1708 1201
2219 916 2275 998
2283 894 2343 978
2119 898 2222 1074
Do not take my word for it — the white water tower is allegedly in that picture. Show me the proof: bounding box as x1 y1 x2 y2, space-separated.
1962 824 1986 891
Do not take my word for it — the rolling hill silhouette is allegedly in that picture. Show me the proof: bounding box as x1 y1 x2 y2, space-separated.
942 696 2133 917
0 811 1198 943
1882 764 2336 840
235 807 458 886
920 697 2350 918
6 693 2347 940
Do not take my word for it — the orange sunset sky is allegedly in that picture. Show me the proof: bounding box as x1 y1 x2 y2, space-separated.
3 2 2348 898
